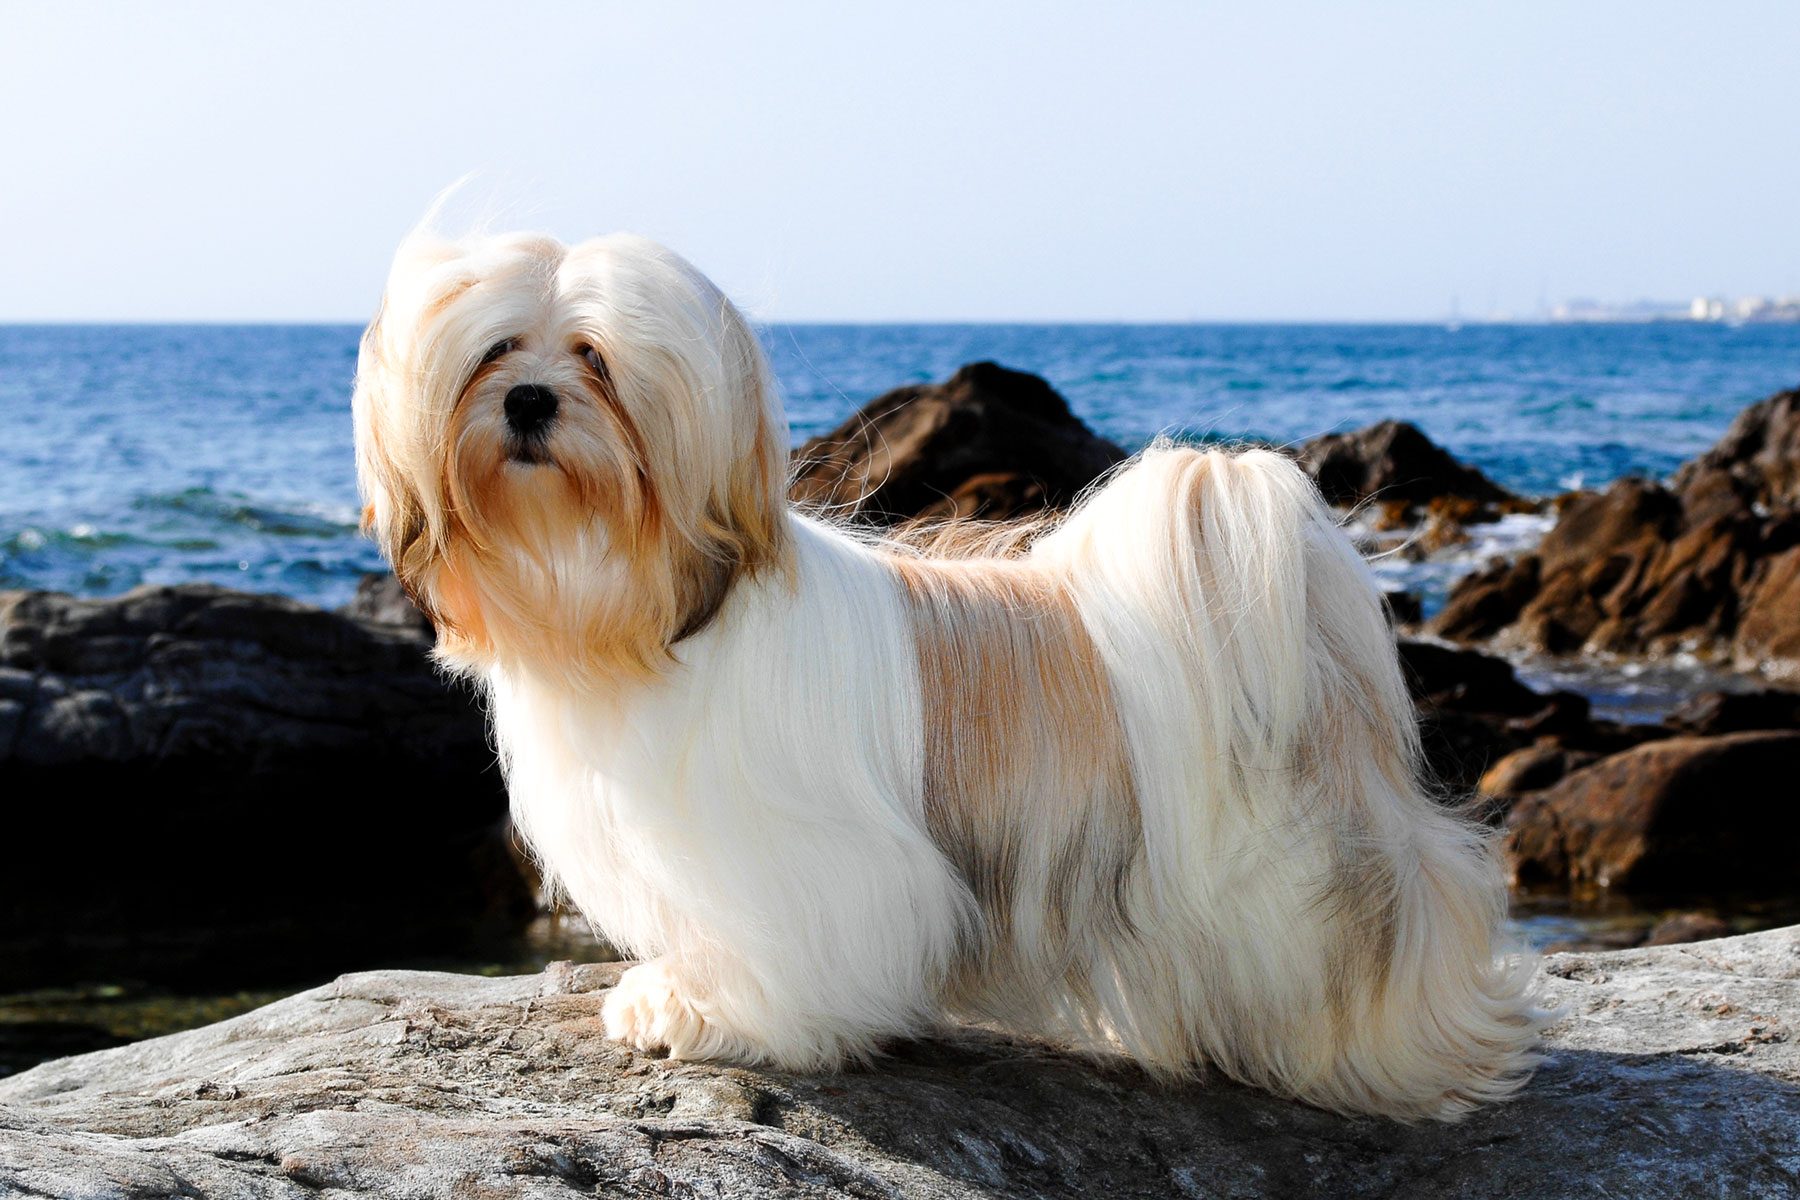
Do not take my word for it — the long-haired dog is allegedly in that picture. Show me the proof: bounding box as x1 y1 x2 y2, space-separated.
352 225 1545 1120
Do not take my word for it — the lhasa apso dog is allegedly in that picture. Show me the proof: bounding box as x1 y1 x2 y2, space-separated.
353 224 1544 1120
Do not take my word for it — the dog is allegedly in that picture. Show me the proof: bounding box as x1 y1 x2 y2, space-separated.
352 224 1545 1121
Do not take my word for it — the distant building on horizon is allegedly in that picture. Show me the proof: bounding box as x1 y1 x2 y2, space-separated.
1547 294 1800 324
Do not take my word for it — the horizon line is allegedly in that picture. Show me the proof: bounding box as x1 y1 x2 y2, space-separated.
0 315 1759 329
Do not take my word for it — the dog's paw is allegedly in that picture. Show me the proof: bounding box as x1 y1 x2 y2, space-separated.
602 960 717 1059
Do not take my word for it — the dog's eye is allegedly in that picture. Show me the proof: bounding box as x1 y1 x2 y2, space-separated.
577 344 609 380
480 338 516 366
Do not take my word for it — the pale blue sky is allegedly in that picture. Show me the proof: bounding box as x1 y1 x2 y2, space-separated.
3 1 1796 322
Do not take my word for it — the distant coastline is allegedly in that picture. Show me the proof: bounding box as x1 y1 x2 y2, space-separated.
1541 294 1800 325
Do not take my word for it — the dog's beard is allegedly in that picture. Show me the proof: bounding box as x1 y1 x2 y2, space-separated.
425 382 673 688
445 373 645 549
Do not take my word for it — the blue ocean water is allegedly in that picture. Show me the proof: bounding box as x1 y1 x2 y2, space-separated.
2 322 1796 610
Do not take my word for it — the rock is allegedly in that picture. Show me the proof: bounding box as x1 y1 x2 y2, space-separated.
1400 640 1557 718
0 584 531 990
340 570 434 635
4 928 1799 1198
1644 912 1732 947
1399 641 1542 793
1396 639 1652 794
1671 386 1800 511
789 362 1127 524
1478 744 1602 800
1295 420 1525 517
1666 687 1800 735
1506 731 1800 891
1432 387 1800 681
1736 545 1800 683
1381 589 1423 626
1430 553 1542 642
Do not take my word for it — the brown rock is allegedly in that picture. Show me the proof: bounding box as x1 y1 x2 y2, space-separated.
1735 546 1800 683
1432 386 1800 680
1399 640 1549 717
1394 640 1644 793
1532 479 1680 576
1478 744 1601 800
789 361 1126 524
1506 731 1800 892
1672 387 1800 511
1295 420 1522 515
1432 554 1542 642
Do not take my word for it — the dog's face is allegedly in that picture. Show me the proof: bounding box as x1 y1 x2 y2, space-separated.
353 231 787 685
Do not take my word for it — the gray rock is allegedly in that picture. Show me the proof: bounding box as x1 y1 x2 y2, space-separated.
3 927 1797 1198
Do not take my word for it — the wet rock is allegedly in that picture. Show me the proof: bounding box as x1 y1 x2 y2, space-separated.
1506 731 1800 892
0 584 530 990
5 928 1799 1199
1295 420 1525 518
789 361 1127 524
1432 387 1800 682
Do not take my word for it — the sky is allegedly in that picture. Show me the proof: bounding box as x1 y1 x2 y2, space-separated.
3 1 1797 323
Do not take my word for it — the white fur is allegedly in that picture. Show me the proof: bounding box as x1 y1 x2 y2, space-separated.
498 516 971 1066
353 224 1547 1121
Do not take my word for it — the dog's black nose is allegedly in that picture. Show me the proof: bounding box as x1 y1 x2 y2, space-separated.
504 384 559 435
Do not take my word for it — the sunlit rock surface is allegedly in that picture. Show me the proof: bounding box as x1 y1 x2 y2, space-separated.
2 928 1796 1198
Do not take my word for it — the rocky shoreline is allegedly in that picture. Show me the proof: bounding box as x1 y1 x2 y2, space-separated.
1431 388 1800 682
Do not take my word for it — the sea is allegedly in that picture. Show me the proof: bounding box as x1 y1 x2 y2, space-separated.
4 322 1796 615
4 322 1797 607
1 322 1797 997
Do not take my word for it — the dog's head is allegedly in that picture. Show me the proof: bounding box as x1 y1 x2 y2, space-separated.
352 229 788 685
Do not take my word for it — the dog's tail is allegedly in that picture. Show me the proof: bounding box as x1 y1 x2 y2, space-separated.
1032 442 1547 1121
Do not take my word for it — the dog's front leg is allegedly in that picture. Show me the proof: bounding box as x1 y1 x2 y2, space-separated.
596 843 967 1071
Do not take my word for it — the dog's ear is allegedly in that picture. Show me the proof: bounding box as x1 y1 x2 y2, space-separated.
668 301 790 644
566 251 790 654
352 273 477 649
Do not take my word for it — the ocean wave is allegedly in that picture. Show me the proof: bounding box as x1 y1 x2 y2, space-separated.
0 488 379 608
4 526 138 553
133 488 357 537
